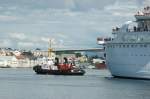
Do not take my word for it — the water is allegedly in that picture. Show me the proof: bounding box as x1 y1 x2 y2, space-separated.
0 68 150 99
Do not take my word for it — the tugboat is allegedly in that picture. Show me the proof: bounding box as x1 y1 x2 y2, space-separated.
33 65 85 75
33 39 85 75
33 57 85 75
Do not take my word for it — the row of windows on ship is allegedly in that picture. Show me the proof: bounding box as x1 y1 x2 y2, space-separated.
107 44 148 48
113 26 150 32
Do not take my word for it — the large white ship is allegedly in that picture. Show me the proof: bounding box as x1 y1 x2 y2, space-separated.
105 6 150 79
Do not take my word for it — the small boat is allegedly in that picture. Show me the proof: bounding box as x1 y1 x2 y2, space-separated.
33 64 85 75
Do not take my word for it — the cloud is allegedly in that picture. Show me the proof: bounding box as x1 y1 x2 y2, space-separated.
0 0 148 49
104 0 139 17
104 0 138 10
41 37 50 42
143 0 150 6
55 33 68 39
17 42 34 48
64 0 76 9
0 15 20 21
0 39 12 47
9 33 27 40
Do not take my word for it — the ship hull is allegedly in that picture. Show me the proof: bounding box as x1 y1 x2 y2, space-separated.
106 43 150 79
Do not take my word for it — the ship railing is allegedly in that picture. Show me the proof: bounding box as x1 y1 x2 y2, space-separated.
112 27 120 32
135 13 150 16
112 27 120 34
135 6 150 16
112 28 150 33
127 26 150 32
97 37 112 45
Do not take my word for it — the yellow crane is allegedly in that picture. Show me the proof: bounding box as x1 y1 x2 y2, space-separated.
48 39 53 58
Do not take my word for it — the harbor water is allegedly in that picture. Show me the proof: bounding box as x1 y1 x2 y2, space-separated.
0 68 150 99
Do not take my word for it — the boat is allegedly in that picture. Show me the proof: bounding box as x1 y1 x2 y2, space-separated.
33 64 85 75
33 57 85 75
93 58 106 69
33 38 85 76
104 6 150 79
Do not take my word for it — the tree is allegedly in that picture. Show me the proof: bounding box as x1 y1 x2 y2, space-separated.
35 48 41 50
75 53 82 57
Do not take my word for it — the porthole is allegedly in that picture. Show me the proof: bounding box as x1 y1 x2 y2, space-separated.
140 45 143 47
144 44 147 47
127 45 129 47
131 45 134 47
134 45 137 47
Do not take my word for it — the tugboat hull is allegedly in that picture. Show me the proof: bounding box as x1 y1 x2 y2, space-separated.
33 65 85 75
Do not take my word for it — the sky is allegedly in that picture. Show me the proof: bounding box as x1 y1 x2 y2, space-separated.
0 0 149 50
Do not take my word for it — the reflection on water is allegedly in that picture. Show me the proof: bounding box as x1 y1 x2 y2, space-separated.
0 68 150 99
